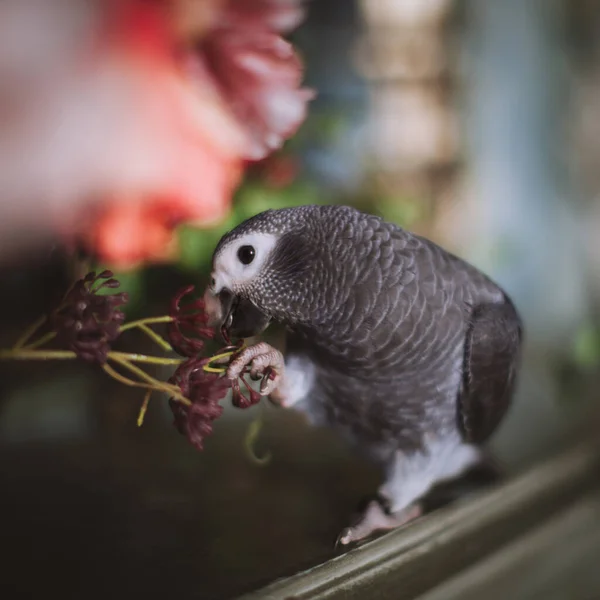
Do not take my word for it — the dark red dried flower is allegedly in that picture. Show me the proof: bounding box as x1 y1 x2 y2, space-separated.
168 285 216 357
53 270 128 364
168 357 232 450
231 375 262 409
166 287 276 450
168 349 273 449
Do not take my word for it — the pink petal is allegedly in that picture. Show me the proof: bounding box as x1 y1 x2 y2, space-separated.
200 29 315 160
219 0 307 33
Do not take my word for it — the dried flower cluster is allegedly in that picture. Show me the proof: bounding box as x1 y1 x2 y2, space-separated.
168 358 230 451
165 285 269 450
53 270 129 364
1 272 274 452
167 285 216 357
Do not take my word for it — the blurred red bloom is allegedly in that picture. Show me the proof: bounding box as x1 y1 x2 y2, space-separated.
250 153 300 188
84 0 313 268
197 0 315 160
0 0 313 267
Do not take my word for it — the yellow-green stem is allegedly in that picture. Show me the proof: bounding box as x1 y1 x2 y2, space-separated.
203 350 236 373
0 348 184 367
136 323 174 352
24 331 57 351
203 344 246 373
109 356 190 406
244 417 272 466
109 351 182 366
103 364 158 392
119 316 174 333
0 349 76 361
13 316 47 350
137 390 152 427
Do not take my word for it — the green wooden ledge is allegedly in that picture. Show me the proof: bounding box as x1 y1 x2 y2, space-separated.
237 439 600 600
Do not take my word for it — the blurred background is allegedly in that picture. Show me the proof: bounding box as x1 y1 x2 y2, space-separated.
0 0 600 598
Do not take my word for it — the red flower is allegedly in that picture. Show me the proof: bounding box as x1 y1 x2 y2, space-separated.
0 0 313 267
197 0 315 160
82 0 314 269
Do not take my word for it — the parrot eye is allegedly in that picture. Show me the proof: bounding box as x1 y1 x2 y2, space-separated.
237 245 256 265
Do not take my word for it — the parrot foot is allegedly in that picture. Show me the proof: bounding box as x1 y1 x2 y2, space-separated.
335 497 422 548
226 342 284 397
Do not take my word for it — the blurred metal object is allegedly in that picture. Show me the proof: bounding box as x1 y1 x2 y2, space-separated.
354 0 460 228
565 0 600 308
453 0 589 351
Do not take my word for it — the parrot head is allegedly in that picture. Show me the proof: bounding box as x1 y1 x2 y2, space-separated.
203 229 275 341
203 206 321 341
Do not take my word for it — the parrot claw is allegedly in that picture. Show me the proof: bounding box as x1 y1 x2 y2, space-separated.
335 500 422 548
226 342 284 398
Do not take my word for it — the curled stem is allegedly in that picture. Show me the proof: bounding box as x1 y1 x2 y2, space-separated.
244 417 272 466
202 344 247 374
203 350 236 373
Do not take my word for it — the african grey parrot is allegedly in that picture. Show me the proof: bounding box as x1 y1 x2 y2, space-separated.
203 204 523 545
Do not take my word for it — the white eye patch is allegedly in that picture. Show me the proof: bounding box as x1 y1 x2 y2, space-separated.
211 232 279 293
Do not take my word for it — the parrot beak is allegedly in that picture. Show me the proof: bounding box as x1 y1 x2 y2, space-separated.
203 286 271 343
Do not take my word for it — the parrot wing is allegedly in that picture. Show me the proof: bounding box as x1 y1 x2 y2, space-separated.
458 298 523 444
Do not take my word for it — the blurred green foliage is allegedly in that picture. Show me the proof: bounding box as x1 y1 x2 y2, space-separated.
177 178 328 277
371 194 426 230
175 106 346 277
286 109 349 151
102 183 428 317
571 324 600 369
93 265 146 317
